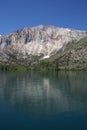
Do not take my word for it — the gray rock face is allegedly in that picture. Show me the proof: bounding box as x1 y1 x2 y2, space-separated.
0 25 87 65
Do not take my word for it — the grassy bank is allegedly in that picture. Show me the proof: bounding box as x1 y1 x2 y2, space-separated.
0 64 87 72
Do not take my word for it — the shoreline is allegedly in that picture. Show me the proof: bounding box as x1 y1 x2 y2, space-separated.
0 64 87 72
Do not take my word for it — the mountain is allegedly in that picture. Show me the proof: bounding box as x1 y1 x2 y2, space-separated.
0 25 87 70
43 36 87 70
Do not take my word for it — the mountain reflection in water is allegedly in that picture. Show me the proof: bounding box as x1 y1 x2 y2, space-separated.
0 71 87 116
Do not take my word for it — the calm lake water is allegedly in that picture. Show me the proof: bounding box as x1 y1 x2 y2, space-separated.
0 71 87 130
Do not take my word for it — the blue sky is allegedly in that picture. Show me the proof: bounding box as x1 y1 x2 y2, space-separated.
0 0 87 34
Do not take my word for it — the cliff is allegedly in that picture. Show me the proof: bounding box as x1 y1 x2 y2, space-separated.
0 25 87 70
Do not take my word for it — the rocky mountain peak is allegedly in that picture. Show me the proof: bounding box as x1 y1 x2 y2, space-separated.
0 25 87 65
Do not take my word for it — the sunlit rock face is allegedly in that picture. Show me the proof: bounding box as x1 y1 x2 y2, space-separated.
0 25 87 64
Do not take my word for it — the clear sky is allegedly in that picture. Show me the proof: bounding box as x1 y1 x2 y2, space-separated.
0 0 87 34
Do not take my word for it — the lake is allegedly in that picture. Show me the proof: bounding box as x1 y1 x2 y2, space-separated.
0 71 87 130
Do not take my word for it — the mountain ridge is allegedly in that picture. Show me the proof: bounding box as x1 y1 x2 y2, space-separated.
0 25 87 70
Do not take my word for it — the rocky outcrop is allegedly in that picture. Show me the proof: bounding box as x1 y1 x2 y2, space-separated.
43 36 87 70
0 25 87 67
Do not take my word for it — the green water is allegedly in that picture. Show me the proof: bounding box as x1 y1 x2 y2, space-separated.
0 71 87 130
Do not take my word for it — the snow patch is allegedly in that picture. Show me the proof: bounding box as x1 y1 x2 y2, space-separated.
40 55 50 60
0 35 1 37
